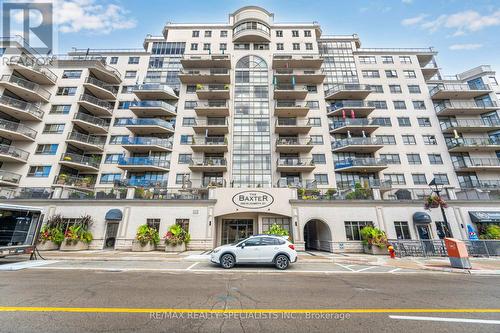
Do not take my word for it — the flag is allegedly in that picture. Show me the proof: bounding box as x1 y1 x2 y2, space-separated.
347 130 351 138
273 76 278 85
291 75 296 86
342 110 346 119
453 129 459 139
351 110 355 119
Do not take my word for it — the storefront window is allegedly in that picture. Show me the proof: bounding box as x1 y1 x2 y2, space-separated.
344 221 372 241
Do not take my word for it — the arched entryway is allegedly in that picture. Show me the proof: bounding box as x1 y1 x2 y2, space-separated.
304 219 332 252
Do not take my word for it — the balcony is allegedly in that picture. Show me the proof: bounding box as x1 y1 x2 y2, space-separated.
0 170 22 187
189 158 227 172
331 137 384 153
233 23 271 42
54 56 121 83
327 100 375 118
325 84 372 100
59 153 100 172
274 101 310 117
181 54 231 69
275 119 312 135
459 179 500 190
277 178 317 189
453 158 500 172
274 69 325 84
329 118 379 135
0 95 44 121
83 77 118 100
118 157 170 172
129 100 177 117
192 118 229 135
196 85 230 99
275 137 313 153
429 83 492 99
434 101 498 116
78 94 114 116
190 136 228 153
446 137 500 152
273 85 308 100
201 177 226 188
178 69 230 84
0 144 29 163
72 112 109 134
194 101 229 116
0 75 51 102
276 158 315 172
120 137 173 152
440 118 500 133
132 83 178 100
53 175 96 191
420 63 440 80
7 56 57 85
272 54 323 69
66 131 106 152
125 118 174 135
334 158 388 173
0 118 37 141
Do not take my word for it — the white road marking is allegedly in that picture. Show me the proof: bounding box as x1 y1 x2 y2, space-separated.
0 260 59 271
356 266 376 272
389 268 402 273
334 263 356 271
389 315 500 325
186 262 199 270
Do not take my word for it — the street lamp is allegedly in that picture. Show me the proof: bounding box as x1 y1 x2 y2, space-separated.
428 178 449 226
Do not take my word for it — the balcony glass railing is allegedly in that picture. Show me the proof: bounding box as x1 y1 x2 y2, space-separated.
0 118 37 139
202 178 226 187
67 132 106 148
429 83 491 96
274 84 308 91
197 101 228 108
196 84 229 91
74 112 109 129
129 100 177 113
79 94 114 110
126 118 174 130
0 95 44 119
276 119 311 126
325 84 371 96
434 100 498 113
446 137 500 149
9 56 57 82
120 137 173 149
60 153 100 168
0 143 29 161
277 178 317 189
459 179 500 189
330 118 375 129
118 157 170 168
275 101 308 108
132 83 177 95
114 178 169 187
0 75 51 100
334 158 387 169
0 170 22 184
332 137 381 149
180 68 230 75
329 100 373 111
192 136 227 145
440 118 500 130
190 158 227 166
54 175 96 188
276 137 312 145
453 158 500 169
85 77 118 95
277 158 314 167
193 119 228 126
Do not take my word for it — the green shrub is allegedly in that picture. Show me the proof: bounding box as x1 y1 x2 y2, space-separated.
360 226 388 249
164 224 190 246
136 224 160 246
265 223 289 237
479 225 500 240
64 215 94 245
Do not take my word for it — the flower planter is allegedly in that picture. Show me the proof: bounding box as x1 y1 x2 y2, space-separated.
131 240 156 252
60 240 89 251
165 243 186 252
363 244 388 255
37 241 59 251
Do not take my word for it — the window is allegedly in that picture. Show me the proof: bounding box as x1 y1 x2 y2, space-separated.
489 76 498 85
412 173 427 185
220 30 228 37
276 43 284 50
176 173 190 185
121 86 134 94
180 135 193 144
104 154 122 164
404 70 416 78
203 43 210 51
314 174 329 185
393 100 406 110
110 57 118 64
423 135 437 145
407 153 422 165
50 105 71 114
190 43 198 51
306 101 319 109
418 117 431 127
398 117 411 127
308 117 321 126
100 173 121 184
292 30 299 37
184 101 197 109
408 85 421 94
128 57 139 64
369 100 387 109
150 41 186 55
182 117 196 126
113 117 132 126
376 135 396 145
147 218 161 232
345 221 372 241
399 56 412 64
381 56 393 64
384 173 406 185
219 43 227 51
402 135 416 145
124 71 136 79
389 85 402 93
292 43 300 50
234 43 250 50
56 87 77 96
118 101 133 109
43 123 64 134
305 43 313 50
362 70 380 78
433 173 450 185
186 85 197 93
176 219 190 232
204 30 212 37
413 100 426 110
394 222 411 240
27 165 51 177
312 154 326 164
276 30 283 37
35 144 58 155
306 85 317 93
373 117 392 126
304 30 312 37
359 56 376 64
380 153 401 164
109 135 127 144
369 85 384 93
62 70 82 79
428 154 443 165
436 221 452 239
310 135 324 144
192 30 199 37
385 70 398 78
178 154 192 164
253 44 269 50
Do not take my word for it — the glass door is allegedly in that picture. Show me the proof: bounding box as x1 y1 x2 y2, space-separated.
221 219 254 245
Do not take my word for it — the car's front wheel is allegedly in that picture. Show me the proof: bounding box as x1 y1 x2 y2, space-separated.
220 253 235 269
275 255 289 270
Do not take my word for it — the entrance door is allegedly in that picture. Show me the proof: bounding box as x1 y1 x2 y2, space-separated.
221 219 253 245
105 222 119 248
416 224 431 239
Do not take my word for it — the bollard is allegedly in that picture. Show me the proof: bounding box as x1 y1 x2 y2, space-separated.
444 238 471 269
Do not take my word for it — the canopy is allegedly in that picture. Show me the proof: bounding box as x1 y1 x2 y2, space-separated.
105 209 123 221
413 212 432 224
468 211 500 223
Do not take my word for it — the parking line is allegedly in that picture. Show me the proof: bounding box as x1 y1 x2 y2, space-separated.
334 263 356 272
186 262 199 270
355 266 376 272
389 268 402 273
389 315 500 325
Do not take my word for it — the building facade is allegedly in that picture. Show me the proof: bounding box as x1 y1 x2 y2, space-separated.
0 6 499 251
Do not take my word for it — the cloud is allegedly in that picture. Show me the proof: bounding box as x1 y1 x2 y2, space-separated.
449 43 483 50
401 14 428 26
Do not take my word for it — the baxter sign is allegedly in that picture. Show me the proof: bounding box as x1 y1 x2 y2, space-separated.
232 191 274 209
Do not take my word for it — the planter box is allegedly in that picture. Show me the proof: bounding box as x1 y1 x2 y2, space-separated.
363 244 388 255
131 240 156 252
60 241 89 251
165 243 186 252
37 241 59 251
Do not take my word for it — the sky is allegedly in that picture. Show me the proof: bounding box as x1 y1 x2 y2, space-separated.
3 0 500 75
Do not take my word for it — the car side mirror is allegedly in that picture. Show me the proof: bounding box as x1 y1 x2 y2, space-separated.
240 243 245 249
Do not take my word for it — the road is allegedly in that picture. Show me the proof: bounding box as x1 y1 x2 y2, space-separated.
0 266 499 332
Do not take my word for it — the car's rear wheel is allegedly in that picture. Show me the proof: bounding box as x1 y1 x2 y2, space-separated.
220 254 235 269
275 255 289 270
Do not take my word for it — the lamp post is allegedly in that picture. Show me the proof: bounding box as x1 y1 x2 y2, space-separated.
428 178 449 226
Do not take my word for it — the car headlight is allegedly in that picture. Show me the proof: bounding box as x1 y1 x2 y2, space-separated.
212 248 221 253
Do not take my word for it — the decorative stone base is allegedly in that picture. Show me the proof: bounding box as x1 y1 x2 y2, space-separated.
37 241 59 251
165 243 186 252
363 244 388 255
131 241 156 252
60 241 89 251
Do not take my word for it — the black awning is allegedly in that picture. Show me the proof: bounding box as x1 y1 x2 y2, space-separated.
469 211 500 223
105 209 123 221
413 212 432 224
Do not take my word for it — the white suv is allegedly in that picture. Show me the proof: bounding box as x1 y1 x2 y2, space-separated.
210 235 297 270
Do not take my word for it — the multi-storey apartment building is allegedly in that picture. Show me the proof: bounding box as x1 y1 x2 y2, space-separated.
0 6 499 252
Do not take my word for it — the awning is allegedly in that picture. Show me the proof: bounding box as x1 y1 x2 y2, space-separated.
105 209 123 221
469 211 500 223
413 212 432 224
